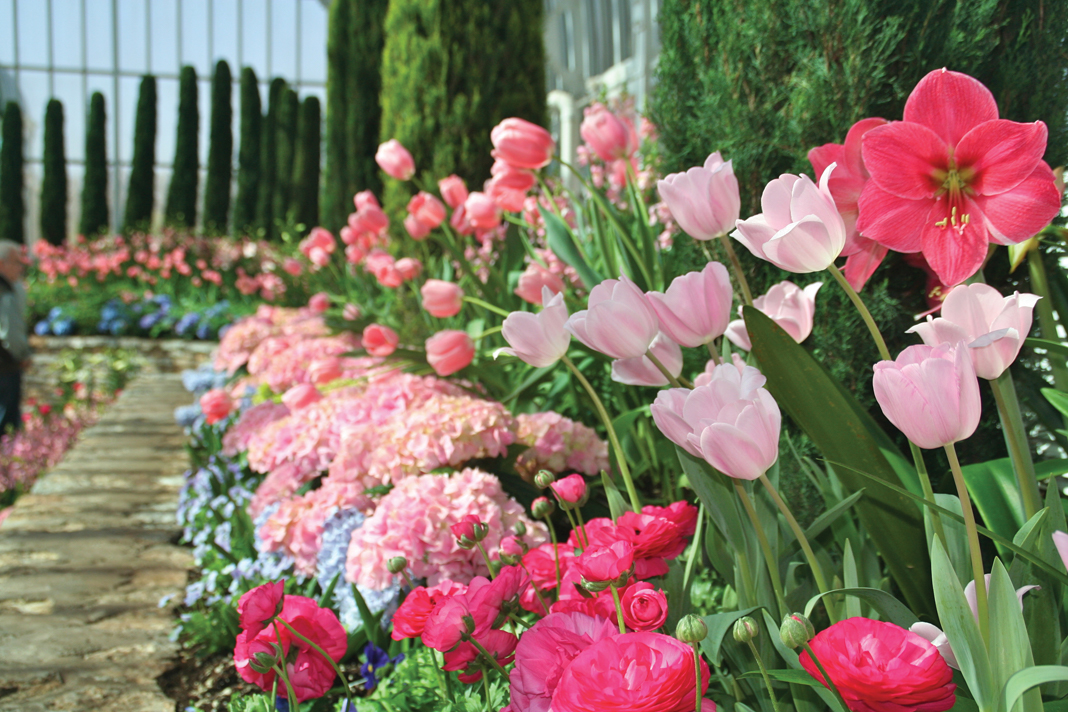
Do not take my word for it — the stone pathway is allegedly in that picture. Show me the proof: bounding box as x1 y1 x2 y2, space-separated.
0 373 193 712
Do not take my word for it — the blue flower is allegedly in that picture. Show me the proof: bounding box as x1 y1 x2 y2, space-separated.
360 642 404 690
140 312 163 330
34 320 51 336
48 306 64 320
52 318 75 336
195 321 212 340
273 697 289 712
175 312 201 336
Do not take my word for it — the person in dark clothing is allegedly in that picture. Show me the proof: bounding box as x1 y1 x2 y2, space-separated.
0 240 30 434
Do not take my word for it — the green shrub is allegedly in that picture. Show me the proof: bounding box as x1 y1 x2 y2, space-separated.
40 99 67 245
256 77 287 240
79 93 109 237
292 96 322 231
233 67 262 237
203 60 233 235
165 66 200 229
124 76 157 233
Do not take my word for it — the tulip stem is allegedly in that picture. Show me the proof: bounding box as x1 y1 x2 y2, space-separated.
944 442 989 644
801 642 850 712
610 584 627 634
562 355 642 512
1028 247 1068 406
692 641 705 712
759 474 834 617
463 296 511 318
707 342 723 365
990 370 1042 520
734 480 788 618
646 349 687 388
827 263 891 361
715 233 753 306
278 619 358 711
744 637 782 712
910 442 948 549
682 505 705 594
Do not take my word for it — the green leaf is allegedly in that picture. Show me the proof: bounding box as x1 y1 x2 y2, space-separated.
744 306 932 615
700 606 763 666
1035 459 1068 481
988 559 1039 712
540 206 602 289
678 447 750 552
760 609 849 712
1026 338 1068 361
1042 388 1068 419
739 669 828 687
318 571 342 608
960 458 1027 542
842 541 861 619
1001 667 1068 712
803 587 919 628
799 489 865 545
351 584 387 650
602 470 628 522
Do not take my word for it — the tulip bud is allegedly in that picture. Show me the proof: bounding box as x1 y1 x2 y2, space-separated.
534 470 556 488
733 616 759 644
780 613 815 649
532 496 555 519
676 614 709 644
249 650 278 674
387 556 409 574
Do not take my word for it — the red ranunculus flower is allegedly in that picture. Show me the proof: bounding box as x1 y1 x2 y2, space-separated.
236 580 284 637
575 540 634 584
391 580 467 641
620 582 668 632
800 617 956 712
857 68 1061 287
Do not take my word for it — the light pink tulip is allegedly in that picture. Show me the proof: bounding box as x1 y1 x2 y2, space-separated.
487 160 537 212
408 191 447 229
611 332 683 386
1054 531 1068 571
426 330 476 376
909 623 959 670
694 353 747 387
873 342 981 449
308 292 330 313
732 166 848 273
438 174 469 209
725 281 821 351
464 192 502 230
656 152 741 240
308 357 343 386
514 262 565 305
375 139 416 180
362 324 399 357
907 283 1040 380
282 383 323 411
342 303 361 321
965 574 1037 622
580 103 639 162
498 287 571 367
421 279 464 318
404 214 431 240
490 117 556 170
354 190 380 211
395 257 422 280
646 262 733 347
565 275 660 359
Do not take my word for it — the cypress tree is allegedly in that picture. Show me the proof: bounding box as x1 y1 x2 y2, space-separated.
165 65 199 229
233 67 262 236
124 75 157 233
322 0 388 232
0 102 24 244
257 77 286 239
378 0 547 216
272 87 299 228
79 92 109 237
40 99 68 245
203 60 233 234
291 95 321 231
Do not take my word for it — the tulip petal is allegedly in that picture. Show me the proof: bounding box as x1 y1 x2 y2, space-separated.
955 120 1048 195
763 216 838 273
699 423 769 480
856 184 933 252
904 69 999 147
974 162 1062 245
731 216 776 261
861 122 947 199
724 319 751 351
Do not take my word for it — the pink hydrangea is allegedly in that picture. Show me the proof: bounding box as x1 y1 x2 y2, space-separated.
514 412 610 480
246 334 364 392
222 401 291 457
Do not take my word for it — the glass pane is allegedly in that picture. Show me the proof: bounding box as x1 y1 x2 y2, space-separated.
617 0 632 61
156 75 178 168
241 0 268 79
299 0 327 84
198 77 210 165
118 0 147 73
53 72 85 163
118 73 140 166
51 0 83 70
269 0 296 80
85 0 114 71
181 0 211 75
18 70 51 160
17 0 49 67
150 0 178 74
212 0 239 71
0 0 14 65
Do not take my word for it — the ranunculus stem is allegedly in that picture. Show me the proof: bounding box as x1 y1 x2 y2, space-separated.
278 618 358 711
990 370 1042 519
464 635 509 676
562 355 642 512
520 562 552 615
717 233 753 306
801 642 850 712
475 541 498 579
692 641 704 712
462 295 511 318
610 584 627 634
734 480 788 617
759 474 833 615
574 506 591 551
543 517 564 592
944 442 989 643
744 638 782 712
826 263 891 361
646 349 686 388
272 663 300 712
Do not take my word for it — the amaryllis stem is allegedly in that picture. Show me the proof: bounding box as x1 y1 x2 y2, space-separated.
990 370 1042 519
610 584 627 634
826 263 890 361
717 233 753 306
733 480 788 618
944 441 989 643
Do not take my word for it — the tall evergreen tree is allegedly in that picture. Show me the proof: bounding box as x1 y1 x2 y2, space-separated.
203 60 233 234
257 77 286 239
40 99 68 245
378 0 547 216
322 0 388 232
272 87 299 227
291 95 321 231
124 75 157 233
165 65 199 229
79 92 109 237
0 102 25 244
233 67 262 236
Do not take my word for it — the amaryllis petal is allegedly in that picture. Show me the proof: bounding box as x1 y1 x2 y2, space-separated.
955 120 1048 195
861 122 946 199
920 194 990 286
856 184 933 251
903 68 999 147
842 239 889 291
974 162 1062 245
843 117 887 178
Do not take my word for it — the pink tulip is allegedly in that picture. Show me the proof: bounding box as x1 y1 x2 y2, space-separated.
395 257 423 281
551 474 588 505
514 263 566 305
657 152 741 240
907 283 1040 380
200 388 233 424
732 166 848 273
646 262 733 347
873 342 981 449
404 213 432 240
342 303 361 321
362 324 399 357
611 332 683 386
282 383 322 411
408 191 447 228
725 281 821 351
375 139 416 180
354 190 380 211
490 117 556 170
580 103 639 163
438 174 469 209
308 292 330 313
282 257 303 276
487 160 537 212
299 227 336 267
426 330 476 376
565 275 660 359
499 287 572 367
464 192 502 230
348 204 390 235
308 357 343 386
421 279 464 318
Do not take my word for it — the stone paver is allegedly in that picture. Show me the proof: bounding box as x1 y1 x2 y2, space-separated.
0 374 194 712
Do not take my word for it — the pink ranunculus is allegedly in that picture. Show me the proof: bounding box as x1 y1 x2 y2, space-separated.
491 117 556 170
421 279 464 318
725 281 821 351
576 540 634 584
656 152 741 240
550 632 712 712
873 342 981 449
438 174 469 209
499 287 571 368
610 332 683 387
732 166 848 273
464 192 502 230
308 292 330 313
515 262 566 305
200 388 233 424
800 617 956 712
408 191 447 228
646 262 733 347
395 257 423 281
551 474 587 505
375 138 416 180
404 213 432 240
808 117 890 290
907 283 1040 380
580 103 639 163
857 69 1062 287
426 330 476 376
236 580 285 637
565 276 661 359
362 324 399 357
620 582 668 632
282 384 322 411
391 580 467 641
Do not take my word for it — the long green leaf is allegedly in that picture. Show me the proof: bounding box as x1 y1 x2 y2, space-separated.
539 206 602 289
803 587 919 628
989 560 1039 712
1042 388 1068 418
701 606 763 666
960 458 1026 542
1025 338 1068 360
1001 667 1068 712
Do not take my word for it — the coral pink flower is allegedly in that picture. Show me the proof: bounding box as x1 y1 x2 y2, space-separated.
342 303 361 321
565 276 660 359
391 580 468 641
395 257 423 281
551 474 588 505
362 324 399 357
200 388 233 424
354 190 380 211
491 117 556 170
408 191 447 228
488 160 538 212
656 152 740 240
580 103 639 163
282 257 303 276
800 617 955 712
464 192 502 230
438 174 469 209
620 582 668 632
282 384 322 411
808 117 889 290
404 213 432 240
308 292 330 313
299 227 336 268
646 262 733 347
725 281 821 351
610 332 683 387
236 580 284 637
426 330 475 376
421 279 464 318
500 288 571 367
576 540 634 583
515 262 565 305
307 357 343 386
375 139 416 180
857 68 1061 286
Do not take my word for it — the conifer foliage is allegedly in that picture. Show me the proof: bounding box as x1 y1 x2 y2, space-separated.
203 60 234 235
233 67 262 237
273 87 300 228
0 102 25 244
80 92 109 237
257 77 287 240
40 99 68 245
165 65 200 229
292 96 321 231
124 75 157 233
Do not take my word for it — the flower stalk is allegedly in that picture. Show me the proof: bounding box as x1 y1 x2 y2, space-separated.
944 441 989 643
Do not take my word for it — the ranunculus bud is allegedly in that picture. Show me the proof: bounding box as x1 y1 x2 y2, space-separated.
676 614 709 643
450 514 488 549
249 649 279 674
780 613 815 649
514 521 527 537
534 470 556 488
532 496 555 519
551 473 588 508
387 556 409 574
499 536 527 565
733 616 759 644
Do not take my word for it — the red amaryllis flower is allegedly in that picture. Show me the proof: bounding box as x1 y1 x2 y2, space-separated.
857 68 1061 287
800 617 956 712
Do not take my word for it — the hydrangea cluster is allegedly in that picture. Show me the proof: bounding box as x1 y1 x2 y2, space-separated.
513 411 611 479
221 401 291 457
214 305 328 374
